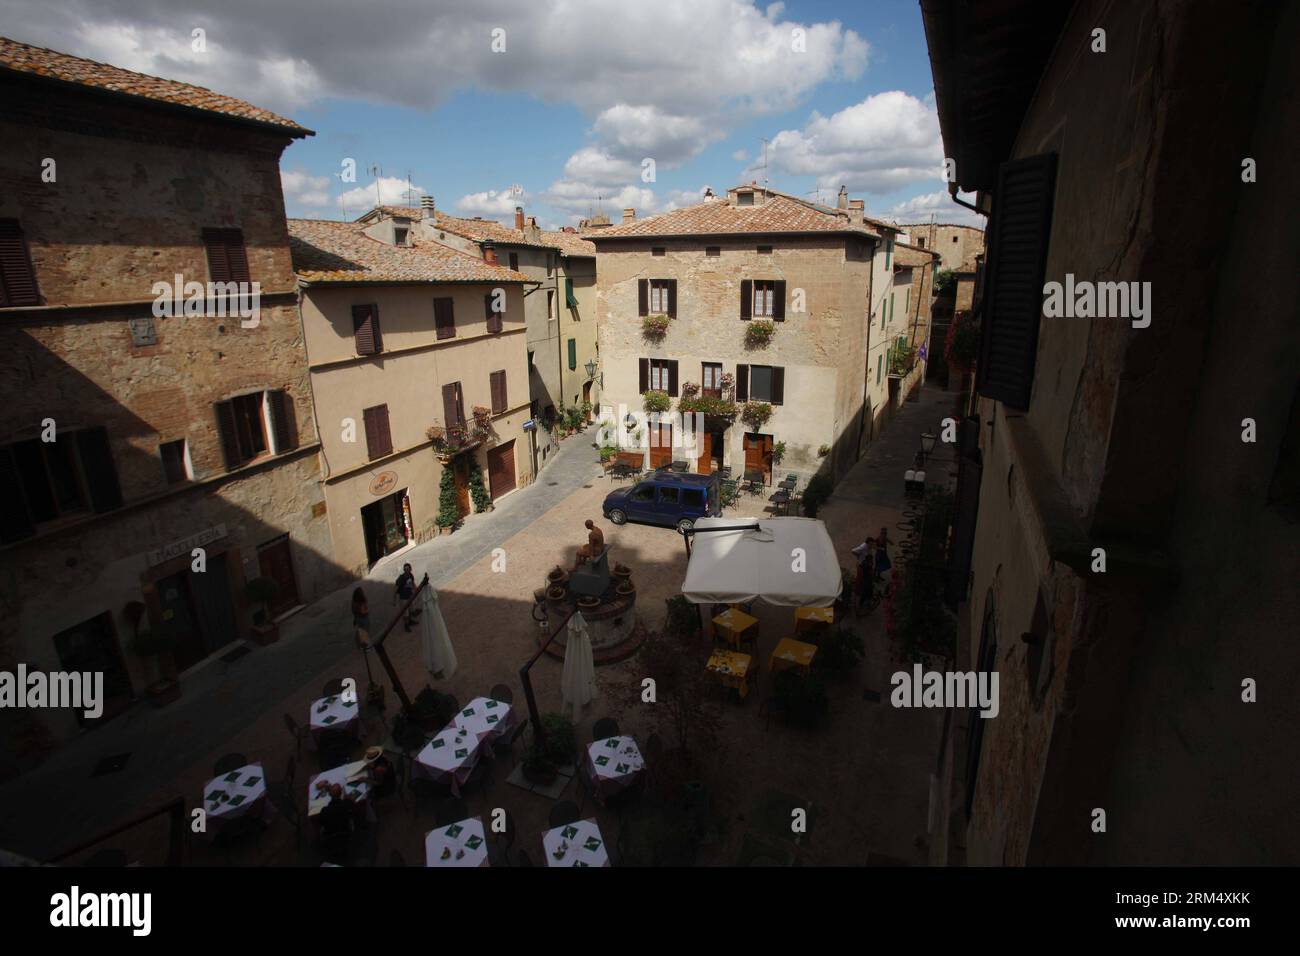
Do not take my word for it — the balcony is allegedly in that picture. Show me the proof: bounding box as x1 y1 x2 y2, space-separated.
427 420 491 460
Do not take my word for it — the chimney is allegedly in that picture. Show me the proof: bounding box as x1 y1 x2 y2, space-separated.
622 208 635 223
420 194 435 218
514 206 525 231
848 199 864 223
703 187 714 199
482 240 498 265
837 185 848 210
524 216 540 242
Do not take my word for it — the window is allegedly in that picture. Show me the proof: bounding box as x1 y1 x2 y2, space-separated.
905 288 910 312
1 430 117 538
547 289 556 320
434 297 456 339
877 354 883 384
745 364 784 404
630 483 655 502
916 237 926 249
659 486 680 504
702 362 723 397
160 439 189 485
202 228 251 284
652 247 665 257
484 292 503 333
362 404 392 460
442 382 465 428
638 358 678 396
757 245 772 255
567 338 577 371
637 279 676 318
740 279 785 320
705 246 720 257
682 488 703 508
737 192 754 206
0 219 41 306
215 390 296 470
509 252 519 272
393 226 408 246
884 238 893 270
952 235 959 243
352 303 383 355
490 370 508 414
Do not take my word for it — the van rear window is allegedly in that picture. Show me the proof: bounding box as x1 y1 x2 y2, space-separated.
682 489 703 507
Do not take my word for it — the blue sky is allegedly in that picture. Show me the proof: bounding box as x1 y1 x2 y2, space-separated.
2 0 979 228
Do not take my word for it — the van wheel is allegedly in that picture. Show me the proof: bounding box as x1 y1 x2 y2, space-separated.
609 509 627 525
676 518 694 533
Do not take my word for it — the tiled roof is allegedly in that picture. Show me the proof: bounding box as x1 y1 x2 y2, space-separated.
359 206 596 256
586 188 884 241
288 219 528 284
540 229 596 258
0 35 311 135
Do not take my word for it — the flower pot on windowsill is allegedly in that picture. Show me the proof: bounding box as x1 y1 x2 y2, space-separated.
145 679 181 707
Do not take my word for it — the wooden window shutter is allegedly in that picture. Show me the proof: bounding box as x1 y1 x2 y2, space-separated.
667 280 677 318
977 153 1058 410
442 383 462 427
225 232 251 283
638 279 648 317
203 228 250 284
667 360 679 398
74 427 123 513
740 280 752 320
773 280 786 321
434 298 456 339
771 366 785 405
491 370 507 414
352 304 382 354
485 292 503 333
0 219 41 307
269 390 298 452
638 358 649 394
214 400 243 470
363 404 392 460
567 338 577 371
0 446 34 542
946 454 984 605
736 364 749 401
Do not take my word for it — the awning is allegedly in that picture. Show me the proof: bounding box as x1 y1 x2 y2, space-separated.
681 516 842 607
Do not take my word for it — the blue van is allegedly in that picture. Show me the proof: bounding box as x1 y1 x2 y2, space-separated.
602 472 721 532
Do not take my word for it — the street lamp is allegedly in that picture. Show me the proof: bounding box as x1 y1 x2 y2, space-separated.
919 431 937 465
584 357 603 388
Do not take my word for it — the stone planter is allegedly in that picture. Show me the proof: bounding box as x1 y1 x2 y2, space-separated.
523 762 558 786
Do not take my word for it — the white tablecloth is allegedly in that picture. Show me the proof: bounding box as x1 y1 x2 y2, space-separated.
542 818 609 867
425 817 490 867
451 697 515 745
308 760 372 818
200 763 271 839
414 726 481 796
309 694 361 747
584 736 645 801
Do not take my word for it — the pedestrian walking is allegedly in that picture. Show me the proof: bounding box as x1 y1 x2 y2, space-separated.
394 563 418 631
874 528 892 580
351 587 370 647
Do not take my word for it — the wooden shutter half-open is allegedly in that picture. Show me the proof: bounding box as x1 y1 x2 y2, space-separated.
735 364 749 401
773 280 786 321
771 367 785 405
214 400 243 470
0 219 41 306
485 292 503 333
638 358 649 394
269 390 298 452
740 279 752 320
667 280 677 318
977 153 1057 410
667 360 679 398
490 370 507 414
638 279 648 316
363 404 392 460
442 383 463 427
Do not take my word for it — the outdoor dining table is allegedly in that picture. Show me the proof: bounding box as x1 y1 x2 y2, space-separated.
425 816 490 867
542 818 610 867
199 762 273 840
706 648 753 699
769 637 818 675
307 759 373 820
414 724 482 797
794 606 833 639
779 478 797 491
582 735 645 802
449 696 515 746
713 607 759 649
308 693 361 749
769 489 791 515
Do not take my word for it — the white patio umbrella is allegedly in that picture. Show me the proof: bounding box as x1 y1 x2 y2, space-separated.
561 611 595 720
681 516 842 606
419 586 457 679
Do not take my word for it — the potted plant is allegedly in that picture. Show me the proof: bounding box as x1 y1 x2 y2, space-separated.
521 740 558 785
744 319 776 349
612 562 632 581
616 579 636 597
643 390 671 414
540 712 577 768
642 314 670 339
468 461 492 513
817 443 831 458
577 594 600 611
436 467 460 533
129 625 180 707
408 685 445 732
812 627 865 680
599 445 618 462
741 400 773 431
664 594 699 639
772 441 786 466
245 576 281 645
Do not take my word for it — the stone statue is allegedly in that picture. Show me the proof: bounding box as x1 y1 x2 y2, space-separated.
575 518 605 568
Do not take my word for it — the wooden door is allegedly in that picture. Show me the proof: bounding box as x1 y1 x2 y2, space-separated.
257 535 300 616
650 423 673 469
696 431 712 473
743 433 773 483
487 440 517 500
453 458 471 517
582 381 592 419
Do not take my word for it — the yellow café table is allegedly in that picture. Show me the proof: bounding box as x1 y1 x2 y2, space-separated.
706 649 753 699
712 607 759 650
794 605 834 639
769 637 817 675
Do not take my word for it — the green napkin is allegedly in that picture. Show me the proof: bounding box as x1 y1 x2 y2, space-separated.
465 835 483 850
223 771 241 782
430 738 446 749
486 714 499 725
604 738 618 749
616 763 629 774
229 795 246 807
595 756 610 767
454 748 468 759
445 823 464 838
322 715 337 725
244 776 262 787
486 700 499 709
462 707 476 717
562 825 578 839
584 837 602 851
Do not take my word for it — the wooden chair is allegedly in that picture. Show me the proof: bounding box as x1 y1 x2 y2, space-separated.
213 753 248 777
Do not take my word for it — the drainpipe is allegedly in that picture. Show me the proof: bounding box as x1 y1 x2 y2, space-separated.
948 182 987 217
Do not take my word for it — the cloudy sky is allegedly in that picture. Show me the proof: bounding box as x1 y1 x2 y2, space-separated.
1 0 981 228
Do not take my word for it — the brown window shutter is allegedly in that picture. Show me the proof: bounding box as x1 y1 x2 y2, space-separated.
977 153 1057 410
638 279 648 317
0 219 41 307
434 298 456 339
0 446 34 542
740 279 752 320
485 292 503 332
203 228 249 284
215 400 244 470
667 280 677 318
667 360 679 398
491 370 507 414
736 365 749 401
74 427 123 513
771 367 785 405
269 390 298 452
225 232 251 284
773 280 786 321
352 304 382 355
638 358 649 394
364 404 392 460
442 383 461 427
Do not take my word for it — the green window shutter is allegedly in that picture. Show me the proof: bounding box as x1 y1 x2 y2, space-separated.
885 239 892 270
567 338 577 370
565 276 578 308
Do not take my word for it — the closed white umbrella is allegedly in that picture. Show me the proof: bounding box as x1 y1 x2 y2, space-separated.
562 612 595 721
419 586 457 679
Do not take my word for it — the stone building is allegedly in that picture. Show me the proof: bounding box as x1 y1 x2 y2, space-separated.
0 37 338 772
898 222 985 272
587 183 897 482
886 241 941 408
288 218 532 578
921 0 1299 864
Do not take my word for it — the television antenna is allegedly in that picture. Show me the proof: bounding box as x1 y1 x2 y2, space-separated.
367 164 383 208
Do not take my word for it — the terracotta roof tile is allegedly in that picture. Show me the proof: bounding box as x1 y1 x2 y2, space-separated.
360 207 595 257
288 219 528 285
0 35 311 135
539 229 596 258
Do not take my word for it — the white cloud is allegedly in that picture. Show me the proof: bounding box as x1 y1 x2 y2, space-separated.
336 176 426 217
281 169 332 208
453 187 529 219
879 190 985 228
541 182 658 220
560 147 644 189
592 105 717 166
767 91 945 194
731 149 750 162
